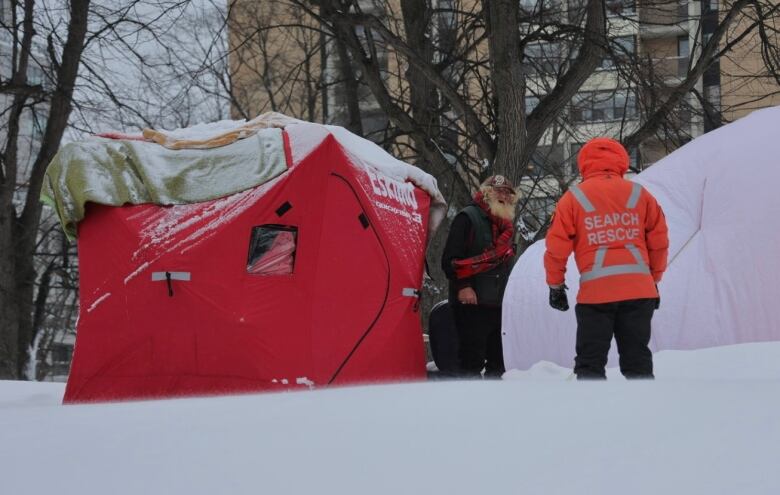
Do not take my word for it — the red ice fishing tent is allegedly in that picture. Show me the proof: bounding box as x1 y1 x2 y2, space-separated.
42 114 446 403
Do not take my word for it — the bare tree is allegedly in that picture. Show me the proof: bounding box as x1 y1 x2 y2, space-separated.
227 0 330 123
5 0 772 377
70 0 231 134
0 0 93 378
223 0 780 322
0 0 230 379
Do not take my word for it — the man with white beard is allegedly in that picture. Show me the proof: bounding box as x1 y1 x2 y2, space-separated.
441 175 519 378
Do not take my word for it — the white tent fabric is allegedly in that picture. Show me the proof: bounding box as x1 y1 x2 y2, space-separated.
503 106 780 371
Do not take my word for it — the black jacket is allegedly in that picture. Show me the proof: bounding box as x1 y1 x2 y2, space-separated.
441 205 513 307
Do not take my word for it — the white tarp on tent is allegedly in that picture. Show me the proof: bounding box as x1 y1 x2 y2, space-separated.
503 106 780 371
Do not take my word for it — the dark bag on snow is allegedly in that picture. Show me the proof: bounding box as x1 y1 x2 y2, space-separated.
428 300 459 376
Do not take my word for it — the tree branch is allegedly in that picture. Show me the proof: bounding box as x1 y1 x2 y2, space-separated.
624 0 752 148
526 0 607 145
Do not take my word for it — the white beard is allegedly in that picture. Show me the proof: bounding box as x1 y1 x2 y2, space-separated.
485 196 516 221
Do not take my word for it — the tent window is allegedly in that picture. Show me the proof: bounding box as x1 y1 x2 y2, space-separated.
247 225 298 275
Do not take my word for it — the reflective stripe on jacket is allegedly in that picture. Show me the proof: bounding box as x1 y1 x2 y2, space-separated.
544 139 669 304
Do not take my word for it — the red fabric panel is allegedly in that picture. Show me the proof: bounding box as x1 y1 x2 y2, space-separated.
64 135 427 403
320 142 429 385
310 173 389 383
282 129 292 168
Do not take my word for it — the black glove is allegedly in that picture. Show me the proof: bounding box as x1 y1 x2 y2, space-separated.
655 284 660 310
549 285 569 312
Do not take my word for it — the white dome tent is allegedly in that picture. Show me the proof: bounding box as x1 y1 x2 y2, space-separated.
503 106 780 372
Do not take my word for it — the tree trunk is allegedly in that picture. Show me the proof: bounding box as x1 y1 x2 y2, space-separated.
484 0 526 183
400 0 469 324
0 0 36 379
329 5 364 136
0 0 91 378
0 208 20 378
401 0 437 138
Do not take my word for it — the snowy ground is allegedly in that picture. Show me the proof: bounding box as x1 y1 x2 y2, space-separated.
2 342 780 495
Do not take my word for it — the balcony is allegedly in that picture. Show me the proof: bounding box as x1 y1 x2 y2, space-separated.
647 55 690 84
655 56 691 81
639 1 689 38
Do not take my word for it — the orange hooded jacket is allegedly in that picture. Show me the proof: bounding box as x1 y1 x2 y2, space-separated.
544 138 669 304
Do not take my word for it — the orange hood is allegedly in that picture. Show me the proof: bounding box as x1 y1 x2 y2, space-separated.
577 138 629 179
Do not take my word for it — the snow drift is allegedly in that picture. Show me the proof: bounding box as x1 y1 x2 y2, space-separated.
5 341 780 495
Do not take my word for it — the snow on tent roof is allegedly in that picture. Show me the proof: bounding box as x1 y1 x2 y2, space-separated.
41 128 288 239
41 113 447 239
284 122 447 235
503 105 780 371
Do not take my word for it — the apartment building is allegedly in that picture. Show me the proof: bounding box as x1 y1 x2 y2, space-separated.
530 0 780 171
227 1 778 221
525 0 702 179
227 1 325 120
518 0 780 231
718 1 780 122
228 0 392 141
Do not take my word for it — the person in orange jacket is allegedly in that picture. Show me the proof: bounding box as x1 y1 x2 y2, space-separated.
544 138 668 379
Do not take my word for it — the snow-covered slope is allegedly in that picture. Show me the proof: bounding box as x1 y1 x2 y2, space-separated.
504 106 780 371
2 342 780 495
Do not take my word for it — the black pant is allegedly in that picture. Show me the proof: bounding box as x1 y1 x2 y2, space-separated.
574 298 656 379
452 304 504 378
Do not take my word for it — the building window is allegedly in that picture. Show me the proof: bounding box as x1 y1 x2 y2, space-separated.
567 0 634 23
528 145 564 177
247 225 298 275
606 0 635 16
525 42 566 74
628 147 640 170
520 0 563 23
571 90 637 123
521 197 557 234
569 142 583 176
600 35 636 70
613 91 633 119
677 36 689 57
703 85 721 131
704 85 720 109
525 95 540 114
678 0 689 19
703 0 718 12
676 36 691 76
